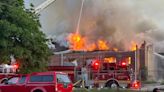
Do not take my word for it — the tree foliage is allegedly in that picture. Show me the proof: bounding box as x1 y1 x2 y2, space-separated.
0 0 51 73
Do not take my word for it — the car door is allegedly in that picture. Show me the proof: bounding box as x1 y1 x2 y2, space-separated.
1 77 19 92
26 74 55 92
15 75 28 92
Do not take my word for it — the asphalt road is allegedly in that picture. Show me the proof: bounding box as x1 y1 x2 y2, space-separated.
138 83 164 92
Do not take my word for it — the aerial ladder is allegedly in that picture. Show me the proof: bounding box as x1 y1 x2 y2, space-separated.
34 0 57 14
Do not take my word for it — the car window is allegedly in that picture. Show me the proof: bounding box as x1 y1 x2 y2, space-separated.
8 77 19 84
42 75 54 82
30 75 42 82
18 76 27 84
56 74 71 83
30 75 53 82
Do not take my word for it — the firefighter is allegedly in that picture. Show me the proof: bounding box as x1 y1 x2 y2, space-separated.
81 64 88 87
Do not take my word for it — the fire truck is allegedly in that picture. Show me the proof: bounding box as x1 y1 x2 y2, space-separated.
48 50 141 89
0 64 19 83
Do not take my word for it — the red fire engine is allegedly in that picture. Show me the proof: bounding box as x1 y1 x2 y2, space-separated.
0 64 19 83
48 50 141 89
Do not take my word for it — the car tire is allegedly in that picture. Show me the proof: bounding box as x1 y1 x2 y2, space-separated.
33 89 43 92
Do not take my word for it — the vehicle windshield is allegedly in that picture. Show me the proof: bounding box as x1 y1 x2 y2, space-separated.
56 74 71 83
7 77 19 84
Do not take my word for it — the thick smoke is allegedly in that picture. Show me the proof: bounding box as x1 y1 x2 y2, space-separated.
26 0 164 51
78 0 143 50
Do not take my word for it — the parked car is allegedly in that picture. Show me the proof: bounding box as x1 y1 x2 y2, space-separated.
0 71 73 92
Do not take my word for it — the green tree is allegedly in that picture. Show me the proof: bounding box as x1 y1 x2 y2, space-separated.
0 0 51 73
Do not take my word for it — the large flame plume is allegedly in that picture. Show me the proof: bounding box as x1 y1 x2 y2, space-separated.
68 32 137 51
68 33 110 51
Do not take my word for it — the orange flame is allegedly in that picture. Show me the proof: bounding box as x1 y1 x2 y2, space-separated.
130 41 137 51
86 43 96 51
68 33 85 51
97 40 109 50
68 33 139 51
68 33 109 51
104 57 116 63
113 48 118 51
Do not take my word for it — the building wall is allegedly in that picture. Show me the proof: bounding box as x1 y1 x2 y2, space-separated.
145 44 156 81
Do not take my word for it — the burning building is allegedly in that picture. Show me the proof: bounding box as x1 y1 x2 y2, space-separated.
48 33 153 81
45 0 164 81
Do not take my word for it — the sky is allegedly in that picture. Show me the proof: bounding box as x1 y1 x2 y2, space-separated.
24 0 164 31
24 0 164 52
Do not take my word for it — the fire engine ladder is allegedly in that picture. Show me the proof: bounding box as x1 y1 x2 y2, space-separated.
34 0 57 14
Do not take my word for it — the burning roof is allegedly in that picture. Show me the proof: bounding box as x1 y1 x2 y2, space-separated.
67 32 138 51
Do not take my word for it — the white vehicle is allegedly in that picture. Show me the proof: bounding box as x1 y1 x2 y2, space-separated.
0 64 18 73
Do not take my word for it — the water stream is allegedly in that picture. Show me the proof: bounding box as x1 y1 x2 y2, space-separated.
75 0 85 34
153 52 164 81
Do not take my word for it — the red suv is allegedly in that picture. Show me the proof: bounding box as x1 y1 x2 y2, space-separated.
0 71 73 92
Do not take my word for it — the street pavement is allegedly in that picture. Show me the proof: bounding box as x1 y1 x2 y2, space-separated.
138 83 164 92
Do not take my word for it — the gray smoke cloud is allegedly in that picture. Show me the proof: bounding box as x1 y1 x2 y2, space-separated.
25 0 164 51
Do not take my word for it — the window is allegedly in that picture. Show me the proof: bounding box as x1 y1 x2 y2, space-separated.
30 75 53 82
42 75 54 82
19 76 26 84
30 75 42 82
56 74 71 83
7 77 19 84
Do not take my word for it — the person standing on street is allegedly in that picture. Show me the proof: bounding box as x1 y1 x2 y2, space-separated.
81 64 88 87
